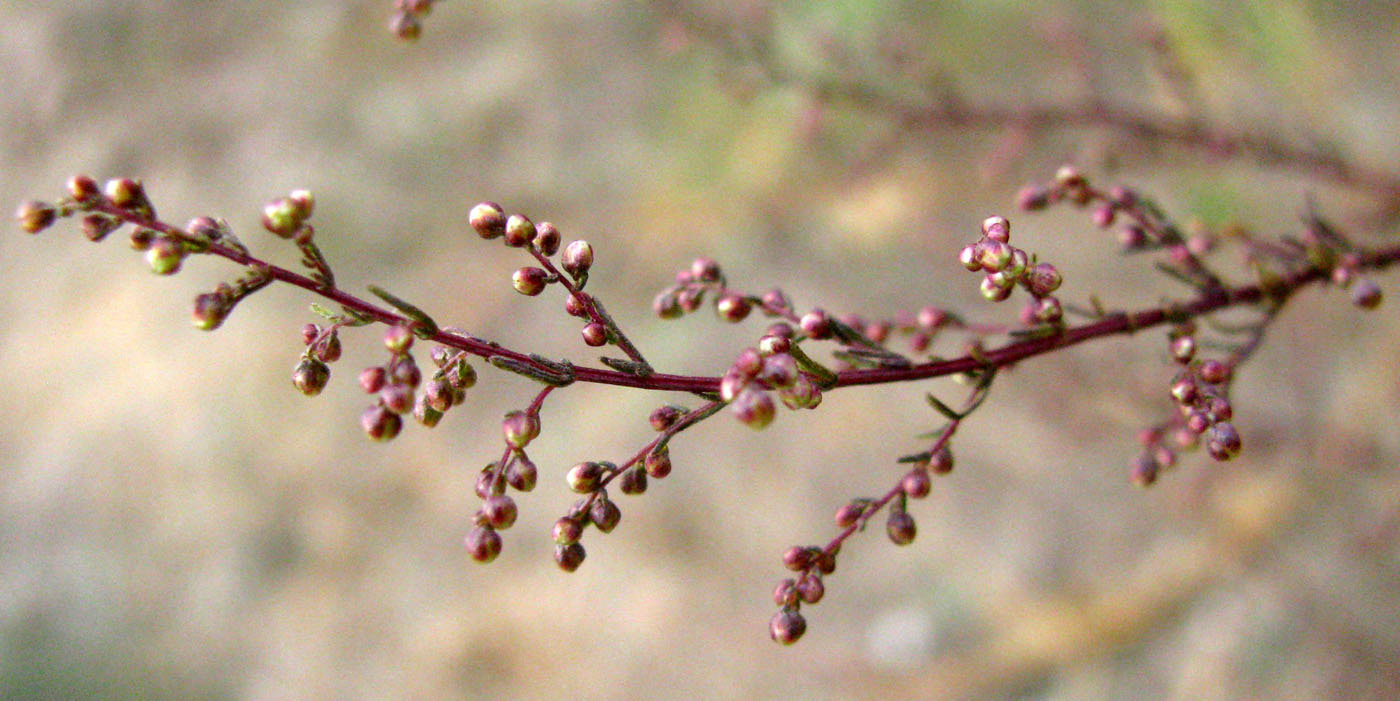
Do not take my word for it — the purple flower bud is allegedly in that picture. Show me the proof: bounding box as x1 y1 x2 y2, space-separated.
731 387 775 429
383 325 413 353
360 405 402 441
561 240 594 277
690 257 721 282
535 222 561 256
981 215 1011 242
800 309 833 339
512 266 548 296
505 457 537 492
464 526 502 563
15 200 57 234
566 461 605 493
644 447 672 478
715 292 752 322
589 498 621 533
1205 422 1242 461
502 410 541 449
554 542 586 572
482 494 518 529
469 202 506 239
580 322 607 346
886 510 917 545
146 238 184 275
1025 263 1062 296
769 610 806 645
292 358 330 396
1351 278 1383 309
1197 359 1230 385
503 214 537 247
66 174 100 202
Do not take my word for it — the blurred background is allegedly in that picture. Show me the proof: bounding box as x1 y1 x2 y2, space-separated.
2 1 1398 698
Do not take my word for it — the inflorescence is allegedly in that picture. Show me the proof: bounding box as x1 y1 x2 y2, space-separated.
17 162 1396 644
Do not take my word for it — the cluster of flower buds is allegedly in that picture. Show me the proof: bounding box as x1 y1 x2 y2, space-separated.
544 405 685 571
355 324 475 440
388 0 439 40
720 326 823 428
462 407 542 563
470 201 613 349
652 257 796 324
769 442 954 644
1131 326 1244 484
260 189 315 244
291 323 343 397
959 215 1064 323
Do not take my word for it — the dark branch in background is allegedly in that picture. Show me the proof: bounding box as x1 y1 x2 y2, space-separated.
11 3 1398 645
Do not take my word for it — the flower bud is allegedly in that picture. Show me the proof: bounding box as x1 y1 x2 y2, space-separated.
886 509 917 545
192 293 230 331
835 502 865 527
505 456 538 492
464 525 502 563
359 366 387 394
469 202 506 239
978 240 1013 272
1197 359 1230 385
690 257 721 282
535 222 561 256
554 542 586 572
796 574 824 604
580 322 607 347
1016 184 1050 211
1169 335 1196 363
799 309 832 339
901 469 932 498
981 215 1011 242
16 200 57 234
929 445 954 474
589 497 621 533
1025 263 1062 296
292 358 330 396
715 292 752 322
288 189 315 221
412 397 443 427
644 446 671 478
512 266 548 296
980 274 1013 302
1350 278 1383 309
1205 422 1242 461
566 461 605 493
67 174 100 202
769 610 806 645
756 353 798 389
652 290 682 318
648 405 684 431
561 240 594 277
146 237 184 275
618 467 647 495
777 374 822 410
731 387 775 429
482 494 518 529
261 197 301 238
360 405 402 441
503 214 536 247
82 213 121 242
502 410 540 449
383 325 413 353
380 384 414 414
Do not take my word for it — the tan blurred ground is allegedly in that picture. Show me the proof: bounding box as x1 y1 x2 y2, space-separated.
2 2 1398 699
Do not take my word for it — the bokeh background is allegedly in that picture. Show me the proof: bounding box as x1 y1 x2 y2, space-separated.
2 1 1398 698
